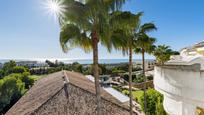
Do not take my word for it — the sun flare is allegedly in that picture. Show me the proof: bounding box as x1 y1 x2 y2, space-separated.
43 0 65 20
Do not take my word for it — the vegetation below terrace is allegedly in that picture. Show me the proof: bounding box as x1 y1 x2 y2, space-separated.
113 85 168 115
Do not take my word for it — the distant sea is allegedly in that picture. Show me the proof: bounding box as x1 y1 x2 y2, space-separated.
0 59 155 65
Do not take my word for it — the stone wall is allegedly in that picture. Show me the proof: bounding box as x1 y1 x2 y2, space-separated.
31 84 131 115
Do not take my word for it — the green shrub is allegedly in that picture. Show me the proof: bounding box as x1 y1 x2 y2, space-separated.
21 72 34 89
0 75 26 114
123 74 137 82
156 97 167 115
11 66 29 74
122 90 129 96
2 61 16 76
199 112 204 115
0 72 35 114
139 89 167 115
147 75 153 81
133 74 145 83
0 70 4 79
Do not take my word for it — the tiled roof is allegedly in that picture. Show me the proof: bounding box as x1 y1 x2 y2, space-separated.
6 72 65 115
6 71 137 115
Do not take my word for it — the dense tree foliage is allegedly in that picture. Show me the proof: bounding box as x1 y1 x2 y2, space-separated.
123 74 153 83
133 74 145 83
0 73 34 114
139 89 168 115
1 60 17 76
45 60 58 67
123 74 136 82
71 62 83 73
0 75 24 113
10 66 29 74
0 70 4 79
0 61 35 114
83 64 112 75
111 68 126 76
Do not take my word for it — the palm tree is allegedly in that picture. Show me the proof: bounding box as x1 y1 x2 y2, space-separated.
134 23 157 114
110 11 142 115
153 45 179 65
58 0 126 114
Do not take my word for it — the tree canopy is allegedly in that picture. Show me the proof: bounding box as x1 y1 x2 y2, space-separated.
153 45 179 65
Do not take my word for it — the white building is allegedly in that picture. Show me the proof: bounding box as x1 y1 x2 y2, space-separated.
133 60 155 71
180 41 204 58
16 61 48 68
154 41 204 115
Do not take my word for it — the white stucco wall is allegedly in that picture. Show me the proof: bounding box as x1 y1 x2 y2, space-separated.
154 66 204 115
197 47 204 51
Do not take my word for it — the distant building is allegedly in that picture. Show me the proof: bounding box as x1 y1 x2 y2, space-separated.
16 61 48 68
133 60 155 71
99 75 112 87
180 41 204 57
86 75 112 87
112 76 125 85
6 71 142 115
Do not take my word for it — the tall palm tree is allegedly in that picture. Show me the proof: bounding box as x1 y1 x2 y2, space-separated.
153 45 178 65
58 0 126 114
110 11 142 115
134 23 157 114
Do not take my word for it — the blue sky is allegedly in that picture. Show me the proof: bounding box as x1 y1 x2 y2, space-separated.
0 0 204 59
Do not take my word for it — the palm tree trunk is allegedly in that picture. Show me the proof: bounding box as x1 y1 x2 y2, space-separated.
129 45 133 115
142 49 147 114
93 32 101 115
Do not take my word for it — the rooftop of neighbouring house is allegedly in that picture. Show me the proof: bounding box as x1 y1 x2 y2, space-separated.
86 75 130 103
6 71 143 115
162 40 204 70
181 41 204 52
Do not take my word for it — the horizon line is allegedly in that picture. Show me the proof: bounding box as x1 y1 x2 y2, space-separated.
0 58 155 61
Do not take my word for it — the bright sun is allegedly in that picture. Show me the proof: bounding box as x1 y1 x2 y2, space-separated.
48 0 61 15
43 0 65 20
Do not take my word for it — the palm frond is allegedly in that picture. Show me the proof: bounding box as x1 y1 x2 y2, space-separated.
60 24 92 53
59 0 131 55
63 0 91 30
103 0 127 11
134 48 142 54
110 11 142 32
139 23 157 33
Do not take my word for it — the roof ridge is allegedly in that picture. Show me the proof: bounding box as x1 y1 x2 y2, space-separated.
30 72 66 114
63 71 132 112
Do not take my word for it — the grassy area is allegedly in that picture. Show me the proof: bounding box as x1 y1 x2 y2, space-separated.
132 90 144 100
112 85 144 101
122 89 144 100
